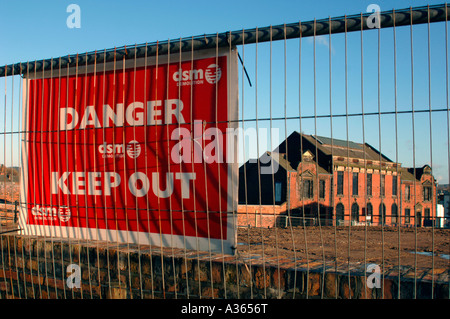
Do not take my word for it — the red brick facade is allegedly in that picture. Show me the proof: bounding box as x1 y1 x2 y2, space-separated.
238 133 437 228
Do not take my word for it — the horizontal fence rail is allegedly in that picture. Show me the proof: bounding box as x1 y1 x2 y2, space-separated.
0 3 449 300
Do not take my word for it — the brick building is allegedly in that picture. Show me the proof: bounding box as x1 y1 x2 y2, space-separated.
237 132 437 228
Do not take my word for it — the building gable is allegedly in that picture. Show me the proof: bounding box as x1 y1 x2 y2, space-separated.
299 170 314 178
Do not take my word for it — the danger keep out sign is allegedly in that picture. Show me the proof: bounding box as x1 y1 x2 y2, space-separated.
19 48 239 254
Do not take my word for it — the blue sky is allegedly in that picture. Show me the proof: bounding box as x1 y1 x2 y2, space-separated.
0 0 449 183
0 0 443 64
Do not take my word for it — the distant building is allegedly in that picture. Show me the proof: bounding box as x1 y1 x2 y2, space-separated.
437 185 450 228
238 132 437 228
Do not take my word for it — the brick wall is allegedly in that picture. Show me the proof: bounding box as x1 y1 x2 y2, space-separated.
0 234 448 299
236 204 285 228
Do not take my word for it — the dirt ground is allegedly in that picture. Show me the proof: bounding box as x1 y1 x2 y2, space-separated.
237 225 450 271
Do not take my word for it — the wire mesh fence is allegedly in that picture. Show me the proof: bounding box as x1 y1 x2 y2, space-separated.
0 4 449 299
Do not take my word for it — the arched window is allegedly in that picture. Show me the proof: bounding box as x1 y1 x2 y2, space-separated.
336 203 345 224
391 203 398 225
379 203 386 225
366 203 373 223
351 203 359 223
415 204 422 227
416 211 422 227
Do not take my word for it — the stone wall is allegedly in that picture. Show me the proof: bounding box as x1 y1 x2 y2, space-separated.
0 234 448 299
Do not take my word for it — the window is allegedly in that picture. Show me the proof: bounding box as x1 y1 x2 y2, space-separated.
423 186 432 201
319 180 326 199
405 185 411 201
381 175 385 197
366 203 373 221
391 203 398 224
416 210 422 227
405 208 411 224
352 173 358 196
275 182 282 203
351 203 359 222
336 203 345 222
424 208 431 221
367 173 372 196
423 208 432 226
303 179 313 199
379 203 386 225
392 176 397 196
337 171 344 195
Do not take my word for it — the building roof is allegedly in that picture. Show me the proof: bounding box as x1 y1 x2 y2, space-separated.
266 151 296 172
312 135 362 150
306 134 392 162
405 165 433 181
400 168 417 182
240 132 433 183
238 151 297 173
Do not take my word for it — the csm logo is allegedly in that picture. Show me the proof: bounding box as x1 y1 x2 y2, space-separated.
205 64 222 84
173 64 222 85
126 140 141 159
98 140 141 159
98 143 124 158
31 205 71 222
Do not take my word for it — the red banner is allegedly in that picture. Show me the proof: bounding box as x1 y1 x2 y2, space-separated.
20 49 238 253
